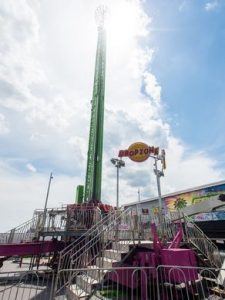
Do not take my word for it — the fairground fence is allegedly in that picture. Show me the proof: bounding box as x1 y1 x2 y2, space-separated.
1 266 225 299
0 269 54 300
55 265 225 299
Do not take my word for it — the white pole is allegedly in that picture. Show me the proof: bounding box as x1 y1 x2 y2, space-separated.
154 158 164 237
42 172 53 230
137 188 141 214
116 163 119 209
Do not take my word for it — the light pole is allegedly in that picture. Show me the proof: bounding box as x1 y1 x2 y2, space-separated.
136 188 141 215
111 158 125 209
154 158 163 214
153 152 165 238
42 172 53 230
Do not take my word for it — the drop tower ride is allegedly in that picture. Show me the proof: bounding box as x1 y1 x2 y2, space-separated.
83 6 107 203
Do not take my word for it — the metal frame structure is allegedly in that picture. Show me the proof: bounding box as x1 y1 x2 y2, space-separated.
84 6 107 202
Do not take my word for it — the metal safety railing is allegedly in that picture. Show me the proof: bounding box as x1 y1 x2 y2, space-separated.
1 266 224 300
55 266 225 300
36 207 100 235
167 211 222 268
127 209 179 243
56 208 140 296
183 214 222 268
66 206 102 232
0 214 43 244
40 210 67 233
56 211 113 294
147 213 179 245
0 210 68 244
57 207 110 270
0 269 54 300
0 234 8 244
0 208 69 244
157 265 225 300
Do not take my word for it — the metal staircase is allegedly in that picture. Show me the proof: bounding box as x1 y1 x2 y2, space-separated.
183 214 222 268
168 210 222 269
55 208 140 299
66 241 131 300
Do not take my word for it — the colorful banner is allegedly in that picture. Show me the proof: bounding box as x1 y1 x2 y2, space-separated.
163 183 225 221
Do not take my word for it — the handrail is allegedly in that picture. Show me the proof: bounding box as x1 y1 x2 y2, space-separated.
56 210 115 293
56 208 137 295
0 214 42 244
0 209 68 244
58 208 112 263
70 208 135 265
183 214 222 268
184 214 219 248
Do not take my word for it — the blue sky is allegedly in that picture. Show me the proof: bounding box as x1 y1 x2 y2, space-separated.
0 0 225 230
145 0 225 156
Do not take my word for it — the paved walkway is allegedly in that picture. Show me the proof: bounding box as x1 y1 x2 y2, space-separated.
0 259 48 273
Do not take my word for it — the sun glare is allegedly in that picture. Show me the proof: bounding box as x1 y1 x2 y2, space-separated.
105 1 145 51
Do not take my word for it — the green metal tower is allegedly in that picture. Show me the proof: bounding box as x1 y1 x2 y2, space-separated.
84 6 107 202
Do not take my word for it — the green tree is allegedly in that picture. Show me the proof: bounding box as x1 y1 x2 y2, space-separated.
173 197 187 210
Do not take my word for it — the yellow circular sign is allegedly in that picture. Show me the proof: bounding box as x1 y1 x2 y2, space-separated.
128 142 150 162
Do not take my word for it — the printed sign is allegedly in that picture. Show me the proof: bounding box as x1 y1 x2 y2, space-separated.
118 142 159 163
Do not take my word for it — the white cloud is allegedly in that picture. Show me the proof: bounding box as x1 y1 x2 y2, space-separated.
26 163 37 173
205 1 219 11
0 0 224 231
0 166 77 231
0 113 9 135
143 72 162 104
162 137 223 194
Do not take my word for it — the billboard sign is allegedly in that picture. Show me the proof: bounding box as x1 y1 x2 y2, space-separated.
164 183 225 221
118 142 159 163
